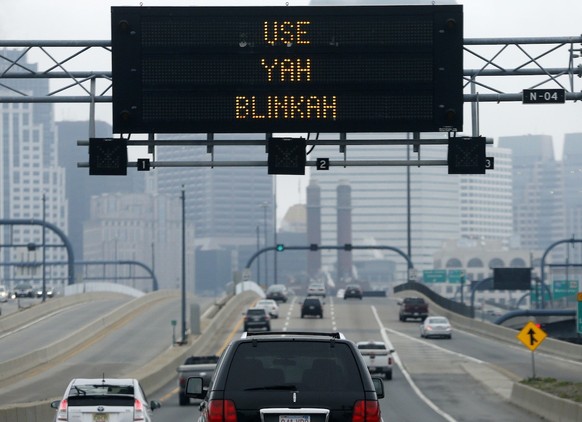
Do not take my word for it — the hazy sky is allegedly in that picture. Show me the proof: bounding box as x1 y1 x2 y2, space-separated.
2 0 582 220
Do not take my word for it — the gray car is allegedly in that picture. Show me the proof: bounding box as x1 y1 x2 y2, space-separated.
420 316 453 339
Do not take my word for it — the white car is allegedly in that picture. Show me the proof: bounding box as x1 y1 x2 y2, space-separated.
307 282 326 298
420 316 453 339
0 285 8 302
254 299 279 318
51 378 161 421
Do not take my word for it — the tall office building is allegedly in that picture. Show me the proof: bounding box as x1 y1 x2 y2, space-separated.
562 133 582 241
459 146 514 242
498 135 566 254
56 121 144 261
0 50 68 287
309 134 460 280
155 134 275 287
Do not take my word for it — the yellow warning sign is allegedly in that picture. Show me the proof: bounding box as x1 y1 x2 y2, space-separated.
517 322 547 352
577 292 582 302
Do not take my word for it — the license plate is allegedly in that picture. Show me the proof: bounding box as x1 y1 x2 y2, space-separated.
413 312 419 316
93 414 109 422
369 366 376 371
279 416 310 422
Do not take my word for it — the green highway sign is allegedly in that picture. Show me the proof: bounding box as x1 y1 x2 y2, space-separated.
448 269 465 284
553 280 578 300
423 269 447 283
578 293 582 334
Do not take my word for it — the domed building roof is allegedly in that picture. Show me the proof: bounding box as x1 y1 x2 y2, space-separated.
280 204 306 233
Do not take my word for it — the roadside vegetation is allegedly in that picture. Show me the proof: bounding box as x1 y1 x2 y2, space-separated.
521 377 582 403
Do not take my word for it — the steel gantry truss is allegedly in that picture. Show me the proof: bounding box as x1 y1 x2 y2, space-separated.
1 36 581 169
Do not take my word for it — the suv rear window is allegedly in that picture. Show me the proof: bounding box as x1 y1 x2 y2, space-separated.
247 309 267 316
225 341 362 392
404 298 425 304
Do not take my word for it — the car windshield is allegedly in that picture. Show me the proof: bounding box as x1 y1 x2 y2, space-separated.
428 318 449 324
226 341 361 393
69 384 134 396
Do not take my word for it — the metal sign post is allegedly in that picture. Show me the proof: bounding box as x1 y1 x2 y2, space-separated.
517 321 548 378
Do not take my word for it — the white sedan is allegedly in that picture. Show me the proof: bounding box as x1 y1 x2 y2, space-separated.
255 299 280 318
420 316 452 339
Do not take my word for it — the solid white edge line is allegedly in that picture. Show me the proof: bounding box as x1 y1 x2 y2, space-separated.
371 305 458 422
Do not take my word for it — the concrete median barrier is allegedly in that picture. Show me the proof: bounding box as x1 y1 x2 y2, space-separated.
0 290 259 422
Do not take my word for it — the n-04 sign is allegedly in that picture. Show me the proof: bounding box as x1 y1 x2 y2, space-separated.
523 88 565 104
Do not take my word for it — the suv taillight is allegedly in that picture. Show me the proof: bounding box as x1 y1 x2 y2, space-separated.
134 398 145 421
207 399 237 422
352 400 381 422
56 399 68 421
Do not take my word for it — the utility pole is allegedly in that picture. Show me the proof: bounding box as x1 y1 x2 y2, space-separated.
181 185 187 344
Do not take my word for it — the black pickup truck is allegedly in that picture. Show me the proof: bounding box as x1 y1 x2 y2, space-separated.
177 355 219 406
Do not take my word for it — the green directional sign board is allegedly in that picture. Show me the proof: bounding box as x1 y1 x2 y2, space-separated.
448 269 465 284
553 280 578 300
423 269 447 283
578 293 582 334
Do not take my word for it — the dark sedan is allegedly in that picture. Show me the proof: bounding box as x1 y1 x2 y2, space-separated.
344 284 363 300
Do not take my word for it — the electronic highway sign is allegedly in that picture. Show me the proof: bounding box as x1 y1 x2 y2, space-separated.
111 5 463 134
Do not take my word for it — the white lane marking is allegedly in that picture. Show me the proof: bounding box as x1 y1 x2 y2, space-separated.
328 297 338 331
371 305 458 422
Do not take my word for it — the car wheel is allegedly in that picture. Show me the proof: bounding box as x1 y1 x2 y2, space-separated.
385 370 392 380
301 313 304 318
447 334 452 339
178 394 189 406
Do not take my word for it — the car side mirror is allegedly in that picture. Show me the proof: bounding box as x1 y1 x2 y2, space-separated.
50 400 61 409
372 377 385 399
396 299 402 305
186 377 205 399
150 400 161 410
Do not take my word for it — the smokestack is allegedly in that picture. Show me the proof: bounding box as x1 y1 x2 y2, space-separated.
337 181 353 282
306 181 321 278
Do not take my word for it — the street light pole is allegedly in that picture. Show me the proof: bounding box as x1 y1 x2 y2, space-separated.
256 225 261 284
42 193 46 302
181 185 187 344
273 177 278 284
261 202 268 286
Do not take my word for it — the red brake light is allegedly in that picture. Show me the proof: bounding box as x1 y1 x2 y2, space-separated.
134 398 145 421
56 399 68 421
352 400 381 422
207 399 238 422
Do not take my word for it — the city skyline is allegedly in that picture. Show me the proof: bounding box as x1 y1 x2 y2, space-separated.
1 1 581 222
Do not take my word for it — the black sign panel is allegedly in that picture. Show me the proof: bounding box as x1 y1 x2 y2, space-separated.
268 138 306 175
493 268 532 291
112 6 463 134
89 138 128 176
447 136 486 174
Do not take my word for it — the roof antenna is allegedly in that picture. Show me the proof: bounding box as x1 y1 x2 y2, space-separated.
102 373 106 382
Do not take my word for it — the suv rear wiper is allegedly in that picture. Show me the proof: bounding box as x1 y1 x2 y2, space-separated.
245 385 297 391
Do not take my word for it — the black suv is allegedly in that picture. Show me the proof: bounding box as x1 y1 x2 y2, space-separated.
186 331 384 422
243 307 271 332
301 297 323 318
